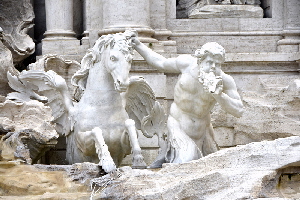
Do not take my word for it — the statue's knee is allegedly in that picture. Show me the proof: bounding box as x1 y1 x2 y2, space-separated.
92 127 102 133
125 119 135 127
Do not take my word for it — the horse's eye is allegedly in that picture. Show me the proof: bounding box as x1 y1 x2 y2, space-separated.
110 56 117 61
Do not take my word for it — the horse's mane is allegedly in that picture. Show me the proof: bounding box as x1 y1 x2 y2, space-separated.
71 31 134 93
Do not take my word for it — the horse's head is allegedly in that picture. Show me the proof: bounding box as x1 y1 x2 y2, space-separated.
71 31 135 93
104 32 134 92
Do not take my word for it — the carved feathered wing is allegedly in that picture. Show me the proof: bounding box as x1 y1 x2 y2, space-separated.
7 71 47 102
125 76 167 138
16 70 75 136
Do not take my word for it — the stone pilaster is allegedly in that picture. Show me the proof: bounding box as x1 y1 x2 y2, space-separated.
277 0 300 52
81 0 90 46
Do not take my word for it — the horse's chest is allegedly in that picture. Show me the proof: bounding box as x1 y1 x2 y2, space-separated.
75 92 128 130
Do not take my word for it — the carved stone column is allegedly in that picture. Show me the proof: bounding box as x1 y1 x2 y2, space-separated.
277 0 300 52
42 0 80 55
99 0 157 43
44 0 75 39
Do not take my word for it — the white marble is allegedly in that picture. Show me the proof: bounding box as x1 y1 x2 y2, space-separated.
9 31 166 173
131 34 244 166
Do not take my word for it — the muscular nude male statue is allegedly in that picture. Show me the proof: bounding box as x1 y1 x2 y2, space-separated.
131 36 244 167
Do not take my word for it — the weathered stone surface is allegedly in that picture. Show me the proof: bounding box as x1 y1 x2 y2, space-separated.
0 162 93 198
34 162 106 184
189 5 264 19
0 0 35 65
93 136 300 199
0 99 58 164
212 78 300 147
0 29 19 97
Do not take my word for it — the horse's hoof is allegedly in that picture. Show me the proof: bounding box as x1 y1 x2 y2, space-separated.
101 163 117 173
100 156 117 173
132 160 147 169
132 153 147 169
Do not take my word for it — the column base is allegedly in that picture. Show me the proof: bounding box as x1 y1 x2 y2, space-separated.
42 38 81 55
99 26 157 43
44 30 76 39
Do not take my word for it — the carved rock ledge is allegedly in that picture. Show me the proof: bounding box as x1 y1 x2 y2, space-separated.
189 5 263 18
94 136 300 199
0 99 58 164
0 0 35 65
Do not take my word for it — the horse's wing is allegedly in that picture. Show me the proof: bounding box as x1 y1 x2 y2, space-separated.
17 70 75 136
125 76 167 138
7 71 47 102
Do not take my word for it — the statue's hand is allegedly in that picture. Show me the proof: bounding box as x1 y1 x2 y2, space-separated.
201 71 223 94
129 31 141 47
211 78 223 95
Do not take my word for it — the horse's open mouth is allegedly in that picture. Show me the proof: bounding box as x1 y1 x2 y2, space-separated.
115 81 128 92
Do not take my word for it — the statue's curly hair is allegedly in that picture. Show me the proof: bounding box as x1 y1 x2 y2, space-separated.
196 42 225 62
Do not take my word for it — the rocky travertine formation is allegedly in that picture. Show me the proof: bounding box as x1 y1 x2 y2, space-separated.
0 162 98 199
212 79 300 147
0 0 35 66
0 30 19 97
0 99 58 164
93 136 300 199
0 137 299 199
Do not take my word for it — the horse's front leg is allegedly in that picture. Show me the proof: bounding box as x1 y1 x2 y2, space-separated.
75 127 116 173
125 119 147 169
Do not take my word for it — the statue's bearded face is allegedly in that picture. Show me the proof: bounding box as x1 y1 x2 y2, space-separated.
197 53 224 94
200 53 223 76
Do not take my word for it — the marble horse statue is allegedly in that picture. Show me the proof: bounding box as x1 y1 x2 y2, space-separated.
7 31 166 173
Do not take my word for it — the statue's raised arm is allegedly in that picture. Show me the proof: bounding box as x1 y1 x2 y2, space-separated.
131 34 191 73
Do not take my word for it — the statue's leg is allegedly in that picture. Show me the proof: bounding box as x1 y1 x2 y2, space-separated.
75 127 116 173
165 116 202 163
125 119 147 169
202 124 220 156
148 132 168 168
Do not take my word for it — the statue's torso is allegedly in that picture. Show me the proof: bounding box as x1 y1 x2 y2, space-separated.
174 72 216 117
171 72 216 139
